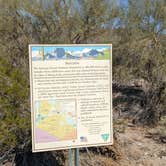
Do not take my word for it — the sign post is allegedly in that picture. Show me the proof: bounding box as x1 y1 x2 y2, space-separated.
29 44 113 159
69 149 73 166
75 148 79 166
69 148 79 166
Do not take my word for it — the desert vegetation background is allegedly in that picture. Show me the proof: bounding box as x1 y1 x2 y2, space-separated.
0 0 166 165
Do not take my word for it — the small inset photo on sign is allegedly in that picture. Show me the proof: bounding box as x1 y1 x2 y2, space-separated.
34 99 77 143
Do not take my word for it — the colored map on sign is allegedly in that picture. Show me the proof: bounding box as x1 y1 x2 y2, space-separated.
35 100 77 143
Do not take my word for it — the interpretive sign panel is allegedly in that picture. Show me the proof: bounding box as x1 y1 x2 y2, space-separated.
29 44 113 152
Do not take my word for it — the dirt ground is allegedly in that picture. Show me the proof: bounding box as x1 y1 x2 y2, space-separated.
79 123 166 166
118 123 166 166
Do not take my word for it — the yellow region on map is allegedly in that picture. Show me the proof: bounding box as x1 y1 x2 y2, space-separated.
40 101 52 116
35 100 76 141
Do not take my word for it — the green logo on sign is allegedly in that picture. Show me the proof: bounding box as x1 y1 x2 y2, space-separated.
101 134 109 141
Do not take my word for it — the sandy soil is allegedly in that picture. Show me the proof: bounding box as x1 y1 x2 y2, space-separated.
79 123 166 166
117 123 166 166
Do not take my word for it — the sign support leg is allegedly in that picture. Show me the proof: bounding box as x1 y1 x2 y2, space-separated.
75 148 79 166
69 148 80 166
69 149 73 166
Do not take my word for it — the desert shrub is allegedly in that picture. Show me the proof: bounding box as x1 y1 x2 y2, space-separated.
113 0 166 125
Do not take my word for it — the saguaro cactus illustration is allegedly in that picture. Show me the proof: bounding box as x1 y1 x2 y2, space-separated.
39 47 44 60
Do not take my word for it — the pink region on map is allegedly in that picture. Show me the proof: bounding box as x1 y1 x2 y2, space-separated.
35 128 59 143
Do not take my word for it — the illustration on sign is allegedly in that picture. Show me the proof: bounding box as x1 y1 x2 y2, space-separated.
31 46 110 61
